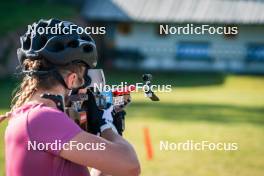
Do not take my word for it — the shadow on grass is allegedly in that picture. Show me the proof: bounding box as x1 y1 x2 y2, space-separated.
127 102 264 125
104 69 226 87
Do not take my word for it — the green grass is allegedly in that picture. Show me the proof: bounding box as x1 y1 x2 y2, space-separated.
126 119 264 176
0 118 7 175
0 1 77 36
0 72 264 176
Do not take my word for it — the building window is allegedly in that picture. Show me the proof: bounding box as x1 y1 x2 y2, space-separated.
117 23 132 35
176 42 212 61
247 43 264 62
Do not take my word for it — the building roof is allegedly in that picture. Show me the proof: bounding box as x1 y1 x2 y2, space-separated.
81 0 264 24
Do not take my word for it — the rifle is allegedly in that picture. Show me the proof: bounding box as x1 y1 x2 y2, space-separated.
41 69 160 134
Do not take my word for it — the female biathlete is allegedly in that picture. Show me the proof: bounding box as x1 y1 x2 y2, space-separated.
0 19 140 176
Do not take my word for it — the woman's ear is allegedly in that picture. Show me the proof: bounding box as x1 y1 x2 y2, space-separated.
65 72 77 89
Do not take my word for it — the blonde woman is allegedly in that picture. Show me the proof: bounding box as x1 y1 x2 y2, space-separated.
1 19 140 176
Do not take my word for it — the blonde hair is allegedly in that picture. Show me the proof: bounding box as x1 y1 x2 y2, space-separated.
0 58 83 123
11 58 84 111
11 59 41 110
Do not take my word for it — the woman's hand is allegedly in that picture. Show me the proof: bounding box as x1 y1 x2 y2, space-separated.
82 89 118 135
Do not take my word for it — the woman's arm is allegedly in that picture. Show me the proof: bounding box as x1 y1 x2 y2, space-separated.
60 129 141 176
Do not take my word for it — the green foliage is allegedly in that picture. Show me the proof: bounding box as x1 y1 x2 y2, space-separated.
0 1 77 36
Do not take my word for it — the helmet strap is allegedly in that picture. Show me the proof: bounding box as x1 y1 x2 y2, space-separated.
52 69 70 90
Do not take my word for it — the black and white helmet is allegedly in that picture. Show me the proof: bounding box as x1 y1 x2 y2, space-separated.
17 18 97 68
